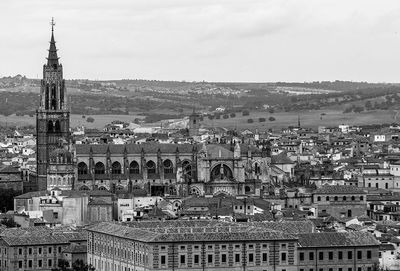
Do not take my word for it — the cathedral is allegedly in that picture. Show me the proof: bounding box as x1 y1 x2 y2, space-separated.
35 22 272 197
74 142 271 196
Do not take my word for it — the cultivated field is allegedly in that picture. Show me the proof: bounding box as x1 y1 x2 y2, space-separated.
200 109 397 130
0 109 396 130
0 114 145 129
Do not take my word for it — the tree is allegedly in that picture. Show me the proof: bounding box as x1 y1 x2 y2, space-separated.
52 259 70 271
365 100 372 110
72 259 95 271
353 106 364 113
52 259 95 271
343 107 353 113
0 217 18 228
269 116 276 121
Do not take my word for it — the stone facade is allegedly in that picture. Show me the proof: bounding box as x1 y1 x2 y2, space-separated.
75 142 271 197
313 186 367 219
36 25 70 191
0 227 86 271
87 221 379 271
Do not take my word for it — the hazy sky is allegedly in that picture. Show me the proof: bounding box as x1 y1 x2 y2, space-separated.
1 0 400 82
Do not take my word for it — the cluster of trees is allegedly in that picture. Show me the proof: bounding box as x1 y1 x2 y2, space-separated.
248 116 276 123
343 105 365 113
0 188 22 211
51 259 95 271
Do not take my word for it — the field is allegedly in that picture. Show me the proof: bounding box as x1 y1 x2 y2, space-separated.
0 109 397 131
0 114 144 129
200 109 397 130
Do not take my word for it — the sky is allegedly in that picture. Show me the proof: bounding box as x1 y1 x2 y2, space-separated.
1 0 400 82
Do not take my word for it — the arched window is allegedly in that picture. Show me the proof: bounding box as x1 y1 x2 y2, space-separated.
334 196 338 201
351 196 355 201
163 159 173 174
245 186 251 193
98 186 107 191
254 163 261 174
129 161 140 174
317 196 321 201
211 164 233 180
79 185 89 191
326 196 330 201
360 196 364 201
343 196 347 201
111 161 122 174
45 85 49 110
54 120 61 133
51 85 57 110
95 162 105 174
48 120 54 133
78 162 88 175
147 160 156 175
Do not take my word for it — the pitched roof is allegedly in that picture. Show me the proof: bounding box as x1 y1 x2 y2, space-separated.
87 222 296 243
271 152 294 164
298 232 379 248
0 227 86 246
314 185 366 195
76 143 195 155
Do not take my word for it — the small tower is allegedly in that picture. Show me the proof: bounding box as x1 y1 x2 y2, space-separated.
36 18 70 190
188 108 201 137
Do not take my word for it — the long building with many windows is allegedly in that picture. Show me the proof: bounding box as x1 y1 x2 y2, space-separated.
87 221 379 271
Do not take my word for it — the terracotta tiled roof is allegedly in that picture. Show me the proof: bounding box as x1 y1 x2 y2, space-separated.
271 152 294 164
76 143 196 155
88 222 296 243
298 232 379 248
314 185 366 195
0 227 86 246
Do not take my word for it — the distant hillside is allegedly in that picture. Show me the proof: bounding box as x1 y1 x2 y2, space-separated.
1 76 399 127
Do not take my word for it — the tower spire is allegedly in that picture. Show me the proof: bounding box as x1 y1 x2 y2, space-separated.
47 17 59 67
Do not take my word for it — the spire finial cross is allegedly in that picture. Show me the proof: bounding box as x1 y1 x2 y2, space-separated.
50 17 55 32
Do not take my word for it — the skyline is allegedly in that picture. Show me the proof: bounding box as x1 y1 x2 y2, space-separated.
1 0 400 82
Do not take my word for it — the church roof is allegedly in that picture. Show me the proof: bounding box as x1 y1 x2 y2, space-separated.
76 143 196 155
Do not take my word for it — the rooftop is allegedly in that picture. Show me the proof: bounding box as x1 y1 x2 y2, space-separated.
314 185 366 195
88 221 296 243
298 232 379 248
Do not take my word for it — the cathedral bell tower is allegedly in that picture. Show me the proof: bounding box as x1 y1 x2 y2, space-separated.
36 18 70 190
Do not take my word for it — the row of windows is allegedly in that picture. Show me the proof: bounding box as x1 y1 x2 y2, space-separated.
174 243 273 251
17 246 62 255
18 259 52 269
78 160 176 175
300 267 373 271
299 250 372 261
174 252 272 266
316 196 363 202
